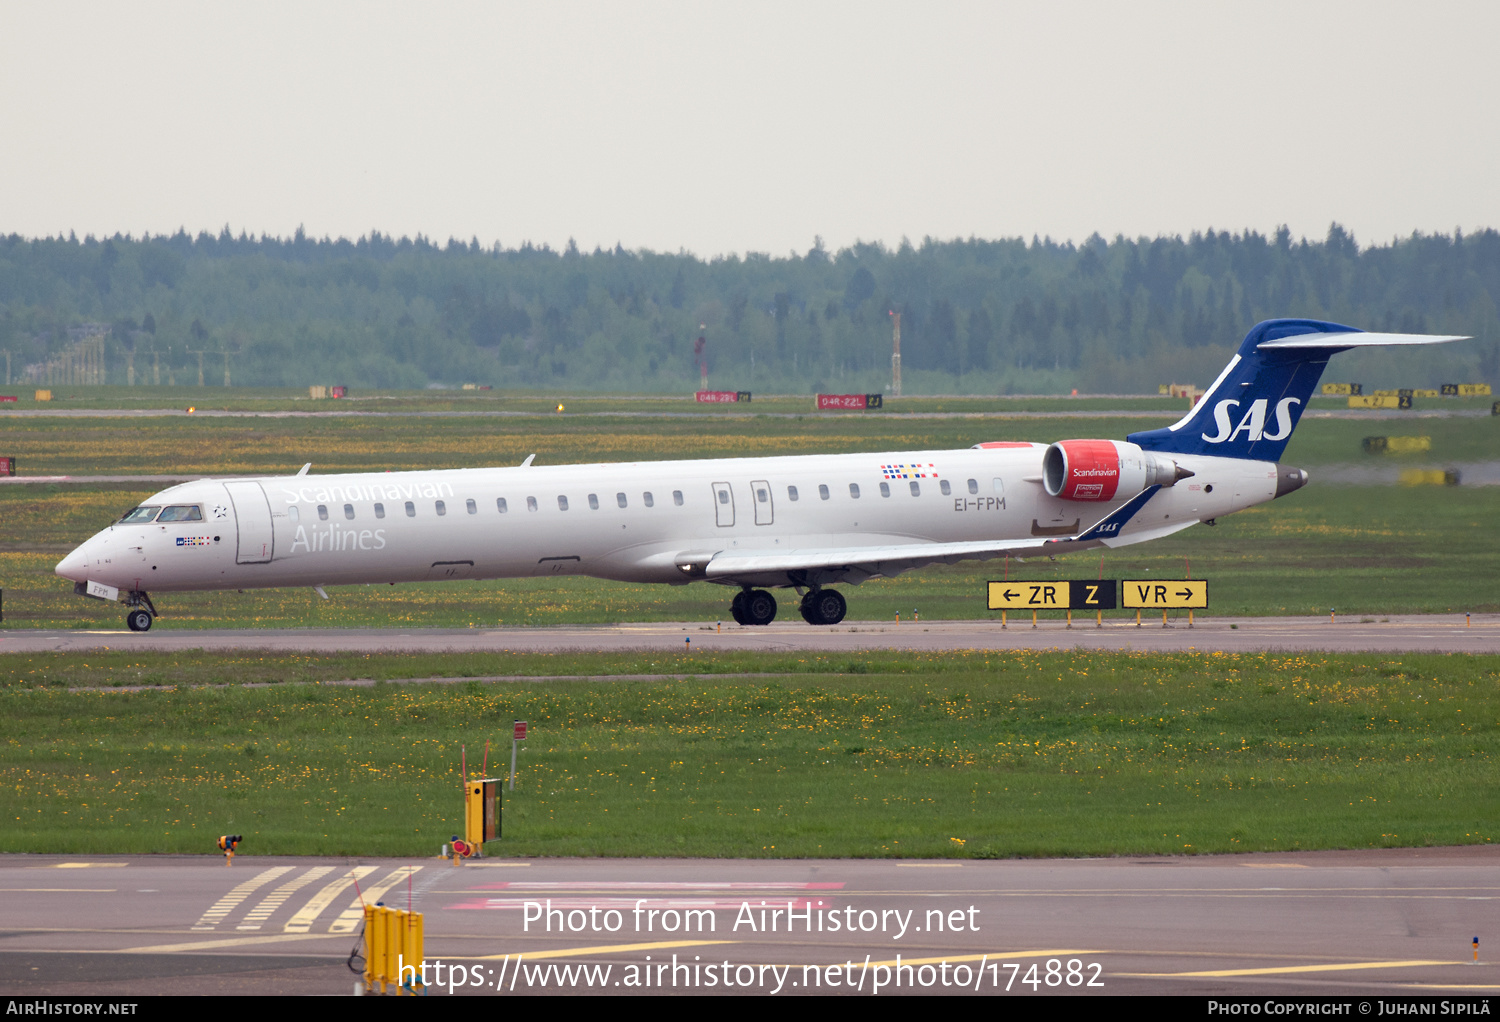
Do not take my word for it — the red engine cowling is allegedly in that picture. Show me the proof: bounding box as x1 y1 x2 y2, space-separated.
1042 439 1187 501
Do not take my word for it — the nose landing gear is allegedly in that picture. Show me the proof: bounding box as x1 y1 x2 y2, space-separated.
124 590 158 632
799 588 847 625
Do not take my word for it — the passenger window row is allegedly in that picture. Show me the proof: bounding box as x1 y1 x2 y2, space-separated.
775 478 980 500
306 489 686 521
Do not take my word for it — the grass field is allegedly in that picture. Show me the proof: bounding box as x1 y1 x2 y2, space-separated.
2 650 1494 858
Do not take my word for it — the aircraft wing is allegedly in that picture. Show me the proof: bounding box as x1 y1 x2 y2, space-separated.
695 483 1183 586
699 536 1059 586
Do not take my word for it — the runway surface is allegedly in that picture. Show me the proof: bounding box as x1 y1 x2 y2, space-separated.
1 848 1495 996
4 614 1498 656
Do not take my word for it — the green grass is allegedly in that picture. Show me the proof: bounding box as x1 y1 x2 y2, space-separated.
1 650 1495 858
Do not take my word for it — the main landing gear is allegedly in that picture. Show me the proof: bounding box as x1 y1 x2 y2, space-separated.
730 588 778 626
124 590 158 632
727 587 847 626
799 588 846 626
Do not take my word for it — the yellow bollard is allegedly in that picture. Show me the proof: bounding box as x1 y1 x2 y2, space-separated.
364 904 383 994
1031 610 1037 629
403 911 425 993
363 904 426 995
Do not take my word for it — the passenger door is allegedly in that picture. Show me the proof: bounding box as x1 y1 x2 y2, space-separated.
222 481 274 564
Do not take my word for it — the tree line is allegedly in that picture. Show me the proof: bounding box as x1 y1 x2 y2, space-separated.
0 223 1495 393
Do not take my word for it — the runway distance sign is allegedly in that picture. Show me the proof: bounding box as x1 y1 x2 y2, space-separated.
1122 580 1208 609
987 580 1118 610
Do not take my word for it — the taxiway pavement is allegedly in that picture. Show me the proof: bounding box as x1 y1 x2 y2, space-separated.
1 848 1495 996
3 614 1498 656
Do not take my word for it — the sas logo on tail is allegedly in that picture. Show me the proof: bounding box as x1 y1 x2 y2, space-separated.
1201 397 1299 444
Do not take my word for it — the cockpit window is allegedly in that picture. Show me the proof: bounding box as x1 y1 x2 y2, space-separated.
157 505 204 522
120 506 161 523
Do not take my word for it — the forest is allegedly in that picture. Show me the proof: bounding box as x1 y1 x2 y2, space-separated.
1 223 1497 394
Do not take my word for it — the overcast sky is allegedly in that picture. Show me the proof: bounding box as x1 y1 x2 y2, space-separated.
2 2 1495 257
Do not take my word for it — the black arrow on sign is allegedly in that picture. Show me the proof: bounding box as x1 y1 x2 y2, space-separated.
1177 588 1194 599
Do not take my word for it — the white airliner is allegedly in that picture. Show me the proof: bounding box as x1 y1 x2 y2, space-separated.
54 319 1466 631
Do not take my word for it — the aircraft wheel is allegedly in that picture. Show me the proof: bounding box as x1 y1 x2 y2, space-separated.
730 591 748 626
743 589 778 626
804 588 845 626
126 609 154 632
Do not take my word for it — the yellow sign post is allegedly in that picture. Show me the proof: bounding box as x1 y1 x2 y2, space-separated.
1122 580 1208 608
987 580 1119 610
988 581 1117 630
464 778 501 857
988 581 1066 610
1348 394 1410 410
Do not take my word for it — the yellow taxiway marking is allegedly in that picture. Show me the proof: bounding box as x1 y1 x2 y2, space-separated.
191 866 294 931
456 862 532 867
121 933 346 954
863 949 1104 969
1242 863 1310 869
41 863 128 869
328 865 422 934
897 863 964 868
476 940 736 961
282 865 377 933
1120 959 1459 978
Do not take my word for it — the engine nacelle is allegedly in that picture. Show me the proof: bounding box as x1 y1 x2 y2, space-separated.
1042 439 1188 501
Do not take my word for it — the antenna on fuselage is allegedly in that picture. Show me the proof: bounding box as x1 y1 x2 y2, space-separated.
296 463 311 476
520 454 536 467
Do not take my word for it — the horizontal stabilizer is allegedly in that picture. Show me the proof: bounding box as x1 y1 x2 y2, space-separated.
1257 332 1468 349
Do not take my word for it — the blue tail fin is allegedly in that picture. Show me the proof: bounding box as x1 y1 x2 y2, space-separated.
1127 318 1363 461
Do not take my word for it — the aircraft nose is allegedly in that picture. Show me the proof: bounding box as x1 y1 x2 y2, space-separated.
55 545 89 583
